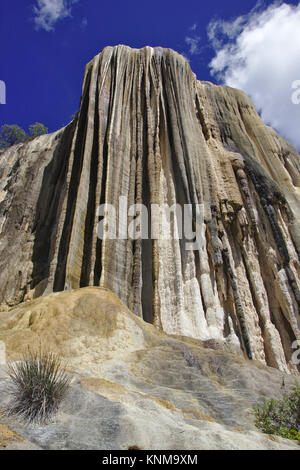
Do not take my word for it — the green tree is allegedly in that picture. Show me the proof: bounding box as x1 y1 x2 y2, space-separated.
29 122 48 138
0 124 27 148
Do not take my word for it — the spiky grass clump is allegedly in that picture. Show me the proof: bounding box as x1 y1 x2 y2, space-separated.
6 349 70 424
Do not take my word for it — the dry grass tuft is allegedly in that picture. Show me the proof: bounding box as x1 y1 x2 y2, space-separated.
5 348 70 424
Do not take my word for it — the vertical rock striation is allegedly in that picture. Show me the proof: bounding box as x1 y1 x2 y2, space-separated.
0 45 299 373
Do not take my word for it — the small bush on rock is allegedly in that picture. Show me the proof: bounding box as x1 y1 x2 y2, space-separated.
253 383 300 445
6 348 70 423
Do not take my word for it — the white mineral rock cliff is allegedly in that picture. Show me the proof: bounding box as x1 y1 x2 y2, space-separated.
0 45 299 374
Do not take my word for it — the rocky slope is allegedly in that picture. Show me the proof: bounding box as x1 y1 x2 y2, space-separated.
0 45 299 375
0 287 299 450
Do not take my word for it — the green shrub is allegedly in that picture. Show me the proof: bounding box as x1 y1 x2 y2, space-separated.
6 348 70 424
0 122 48 149
29 122 48 138
253 383 300 445
0 124 27 148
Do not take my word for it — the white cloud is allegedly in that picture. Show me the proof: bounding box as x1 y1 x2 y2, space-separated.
189 23 198 32
81 17 88 30
185 35 201 55
33 0 79 31
185 23 202 56
208 2 300 150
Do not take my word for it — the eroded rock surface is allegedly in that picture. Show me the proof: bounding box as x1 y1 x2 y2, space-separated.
0 45 299 373
0 287 299 450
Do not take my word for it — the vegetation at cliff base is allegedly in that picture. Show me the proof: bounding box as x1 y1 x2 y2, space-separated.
6 348 70 423
0 123 48 149
253 383 300 445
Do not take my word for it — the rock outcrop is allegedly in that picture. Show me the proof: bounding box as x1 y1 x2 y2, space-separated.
0 287 299 450
0 45 300 374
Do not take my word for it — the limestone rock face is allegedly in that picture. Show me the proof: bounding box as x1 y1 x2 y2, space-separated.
0 287 299 450
0 45 300 373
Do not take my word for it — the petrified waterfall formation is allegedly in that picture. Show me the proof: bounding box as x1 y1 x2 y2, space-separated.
0 45 300 373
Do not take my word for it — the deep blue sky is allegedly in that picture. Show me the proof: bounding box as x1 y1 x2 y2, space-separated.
0 0 299 134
